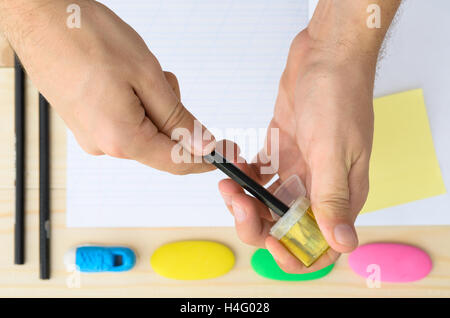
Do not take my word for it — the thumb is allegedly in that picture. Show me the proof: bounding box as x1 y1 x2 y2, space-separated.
135 65 215 157
310 154 358 253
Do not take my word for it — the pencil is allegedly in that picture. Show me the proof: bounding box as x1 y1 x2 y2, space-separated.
39 93 50 279
14 54 25 265
204 151 289 217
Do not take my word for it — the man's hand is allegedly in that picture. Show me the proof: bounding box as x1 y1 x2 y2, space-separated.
0 0 215 174
218 0 401 273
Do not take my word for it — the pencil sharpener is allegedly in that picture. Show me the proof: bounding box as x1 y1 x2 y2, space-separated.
269 175 329 267
64 245 136 273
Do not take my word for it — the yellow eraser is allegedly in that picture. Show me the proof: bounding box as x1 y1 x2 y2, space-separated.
150 240 235 280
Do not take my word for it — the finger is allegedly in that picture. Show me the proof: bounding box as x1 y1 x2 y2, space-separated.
220 175 341 272
219 171 285 220
218 178 273 221
220 176 341 273
309 150 358 253
129 116 216 174
231 193 274 248
91 86 215 174
265 236 308 273
134 60 215 156
228 155 276 188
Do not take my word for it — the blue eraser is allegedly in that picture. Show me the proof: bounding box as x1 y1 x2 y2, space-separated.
64 245 136 273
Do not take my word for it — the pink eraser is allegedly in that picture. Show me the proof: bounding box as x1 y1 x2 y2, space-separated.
348 243 432 283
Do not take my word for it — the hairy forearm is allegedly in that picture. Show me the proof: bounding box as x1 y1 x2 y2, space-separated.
0 0 96 79
308 0 401 65
0 0 92 53
0 0 53 42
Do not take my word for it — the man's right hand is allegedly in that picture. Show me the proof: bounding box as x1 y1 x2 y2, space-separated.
0 0 215 174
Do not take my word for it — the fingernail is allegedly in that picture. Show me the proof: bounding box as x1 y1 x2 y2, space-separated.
192 136 215 156
190 126 216 156
232 201 246 223
334 224 358 247
221 192 232 206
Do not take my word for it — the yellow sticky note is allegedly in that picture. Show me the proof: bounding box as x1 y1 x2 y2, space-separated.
361 89 446 213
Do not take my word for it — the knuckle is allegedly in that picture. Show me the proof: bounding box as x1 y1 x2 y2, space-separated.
163 71 179 90
290 30 308 50
161 102 188 134
83 147 104 156
317 200 350 220
73 133 104 156
102 141 127 158
163 71 177 83
97 131 130 159
313 191 350 220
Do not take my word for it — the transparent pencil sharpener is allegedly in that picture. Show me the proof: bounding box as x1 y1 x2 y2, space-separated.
269 175 329 267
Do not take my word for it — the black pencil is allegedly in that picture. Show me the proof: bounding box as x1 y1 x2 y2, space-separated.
204 151 289 217
39 93 50 279
14 54 25 265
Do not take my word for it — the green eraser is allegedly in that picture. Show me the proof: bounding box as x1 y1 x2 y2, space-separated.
251 248 334 281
